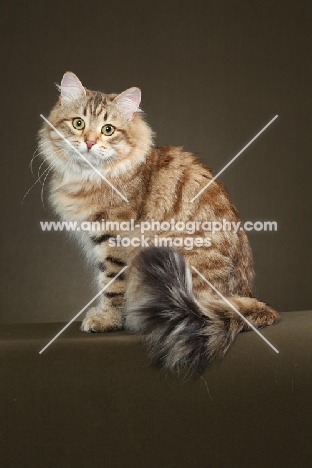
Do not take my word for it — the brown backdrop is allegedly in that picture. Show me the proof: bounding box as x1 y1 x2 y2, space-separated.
1 0 311 323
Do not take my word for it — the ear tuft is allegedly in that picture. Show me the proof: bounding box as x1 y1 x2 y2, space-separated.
115 87 142 120
59 72 86 102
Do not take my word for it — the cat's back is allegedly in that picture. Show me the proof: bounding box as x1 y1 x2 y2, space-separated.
146 145 236 201
143 145 234 221
146 145 212 177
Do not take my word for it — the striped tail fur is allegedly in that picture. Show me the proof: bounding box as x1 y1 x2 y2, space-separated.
124 246 278 374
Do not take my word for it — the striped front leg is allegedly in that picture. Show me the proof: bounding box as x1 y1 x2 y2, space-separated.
81 234 127 333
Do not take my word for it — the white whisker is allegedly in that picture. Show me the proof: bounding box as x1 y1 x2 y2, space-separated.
40 165 54 210
29 149 41 177
22 163 53 206
37 159 47 184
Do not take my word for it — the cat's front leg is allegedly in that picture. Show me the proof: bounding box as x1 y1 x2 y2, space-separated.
81 237 127 333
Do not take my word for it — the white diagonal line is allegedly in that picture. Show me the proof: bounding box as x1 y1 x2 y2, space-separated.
191 266 279 354
190 115 278 203
39 266 128 354
40 114 129 203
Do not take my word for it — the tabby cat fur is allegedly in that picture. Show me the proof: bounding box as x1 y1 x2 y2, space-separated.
38 72 279 374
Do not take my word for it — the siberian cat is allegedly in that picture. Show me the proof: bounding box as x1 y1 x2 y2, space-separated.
38 72 279 373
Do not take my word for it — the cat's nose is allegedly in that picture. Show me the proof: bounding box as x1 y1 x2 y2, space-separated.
86 140 96 150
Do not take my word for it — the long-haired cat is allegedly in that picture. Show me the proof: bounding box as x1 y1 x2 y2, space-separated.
38 72 279 373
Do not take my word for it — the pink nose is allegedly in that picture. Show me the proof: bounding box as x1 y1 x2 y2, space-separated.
86 140 96 150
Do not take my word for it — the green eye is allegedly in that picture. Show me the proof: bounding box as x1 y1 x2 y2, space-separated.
72 118 85 130
101 124 115 136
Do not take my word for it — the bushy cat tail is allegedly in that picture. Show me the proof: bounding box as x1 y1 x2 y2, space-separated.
125 246 278 374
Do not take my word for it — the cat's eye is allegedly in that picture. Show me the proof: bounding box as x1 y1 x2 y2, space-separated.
72 118 85 130
101 124 115 136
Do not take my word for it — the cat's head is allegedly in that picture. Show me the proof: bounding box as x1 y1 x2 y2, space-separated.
39 72 153 179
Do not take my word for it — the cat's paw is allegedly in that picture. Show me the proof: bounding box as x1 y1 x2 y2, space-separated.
80 307 123 333
246 303 280 329
262 305 280 326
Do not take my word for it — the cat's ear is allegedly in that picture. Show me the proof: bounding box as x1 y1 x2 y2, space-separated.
58 72 86 102
114 87 141 120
